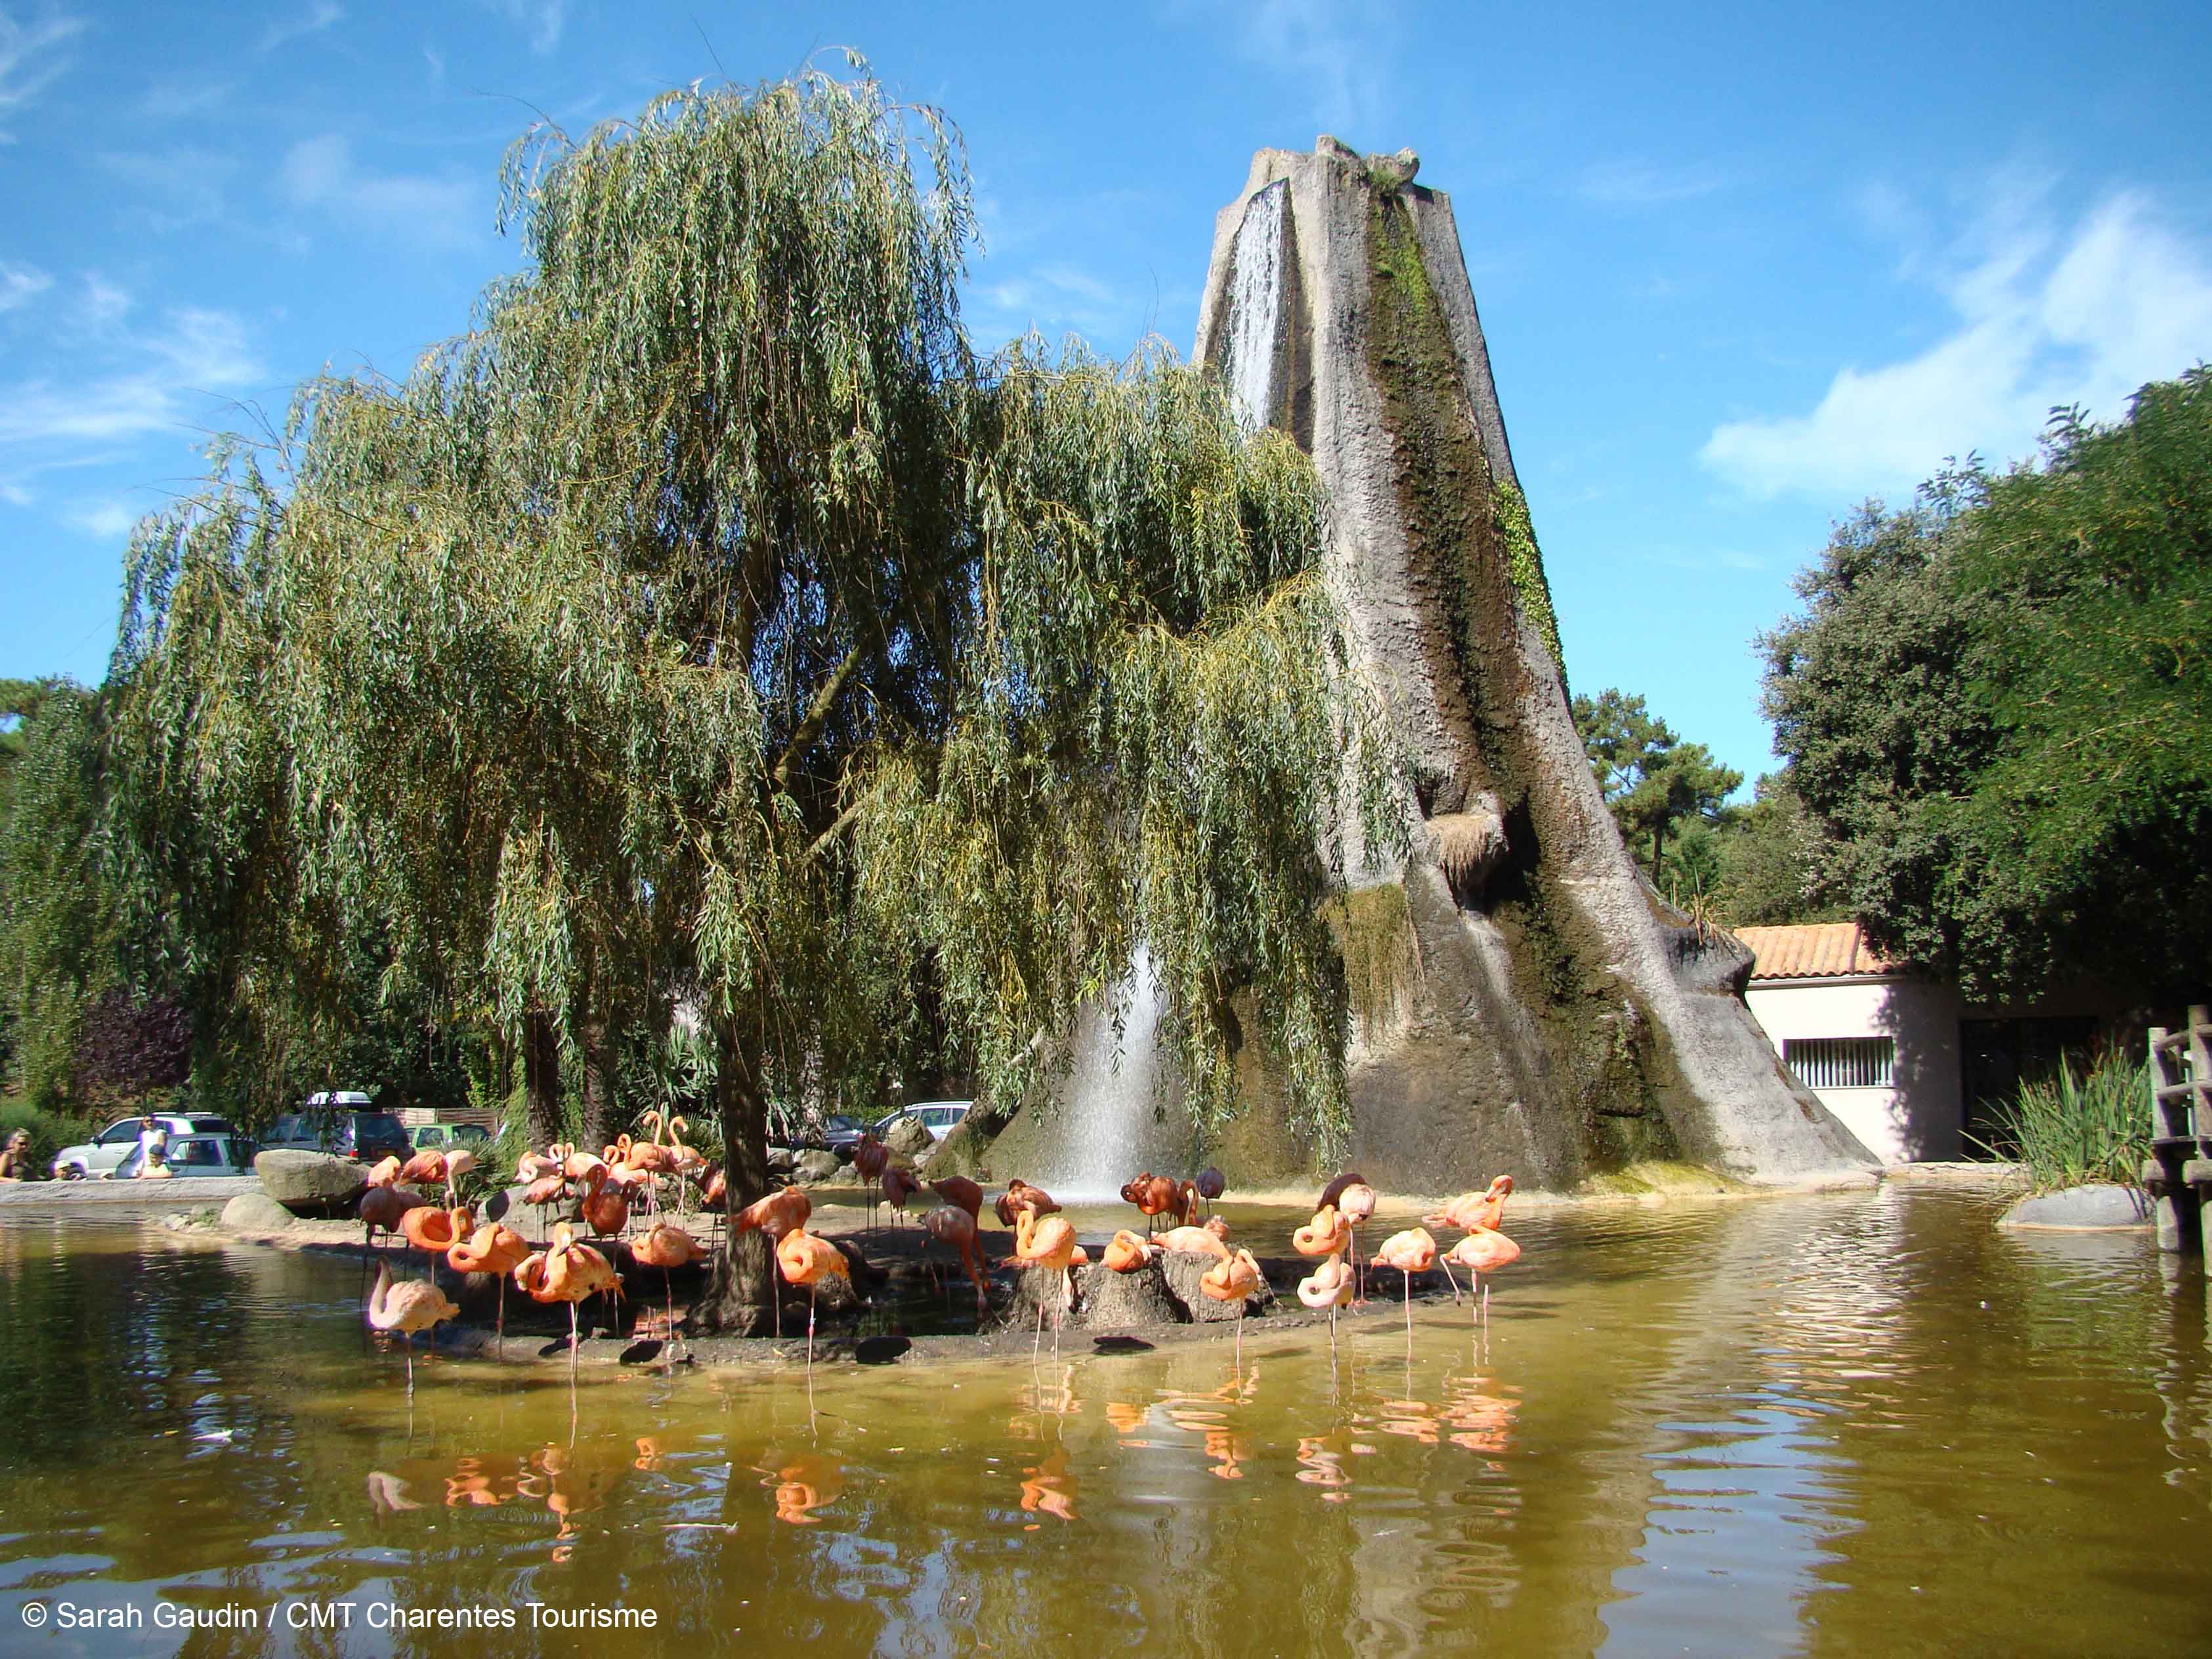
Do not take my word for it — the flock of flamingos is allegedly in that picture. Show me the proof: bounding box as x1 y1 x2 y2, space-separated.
354 1114 1524 1389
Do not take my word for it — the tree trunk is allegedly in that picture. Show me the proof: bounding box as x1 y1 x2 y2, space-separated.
522 1009 561 1148
579 1009 611 1153
698 1013 776 1334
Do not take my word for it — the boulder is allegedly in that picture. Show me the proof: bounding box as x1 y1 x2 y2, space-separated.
254 1149 368 1212
1998 1185 2150 1230
1159 1249 1275 1322
1005 1262 1082 1335
1075 1259 1184 1328
766 1146 795 1174
880 1114 935 1157
791 1150 842 1185
221 1192 297 1234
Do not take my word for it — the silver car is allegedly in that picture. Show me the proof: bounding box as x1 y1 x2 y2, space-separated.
110 1133 255 1179
49 1114 238 1181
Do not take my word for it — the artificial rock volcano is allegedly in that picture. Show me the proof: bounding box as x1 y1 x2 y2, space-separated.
1188 139 1873 1191
964 141 1873 1196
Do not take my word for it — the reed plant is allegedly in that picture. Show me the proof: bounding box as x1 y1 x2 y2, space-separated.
1972 1047 2150 1194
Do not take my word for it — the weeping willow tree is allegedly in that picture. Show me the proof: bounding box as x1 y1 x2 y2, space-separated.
111 65 1389 1330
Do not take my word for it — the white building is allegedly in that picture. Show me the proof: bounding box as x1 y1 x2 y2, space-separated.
1735 923 1959 1164
1733 922 2117 1165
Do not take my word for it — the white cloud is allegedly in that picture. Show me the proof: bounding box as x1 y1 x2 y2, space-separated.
258 0 342 56
66 499 134 539
99 146 236 229
1702 189 2212 501
1176 0 1389 135
280 133 481 247
480 0 569 56
0 259 51 312
0 292 266 448
138 75 234 119
0 6 85 136
1579 159 1731 208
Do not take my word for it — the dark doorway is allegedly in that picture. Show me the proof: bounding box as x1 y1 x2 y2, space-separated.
1959 1016 2098 1156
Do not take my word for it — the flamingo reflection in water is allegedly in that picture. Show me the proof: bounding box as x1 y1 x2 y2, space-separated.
755 1452 842 1524
1295 1435 1353 1502
1019 1447 1080 1522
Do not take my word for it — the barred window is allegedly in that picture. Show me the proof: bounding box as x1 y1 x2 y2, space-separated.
1784 1036 1895 1090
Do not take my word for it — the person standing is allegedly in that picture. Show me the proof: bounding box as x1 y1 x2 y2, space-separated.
0 1129 32 1181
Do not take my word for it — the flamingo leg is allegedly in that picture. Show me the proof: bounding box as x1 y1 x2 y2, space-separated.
1033 1290 1044 1360
1403 1267 1413 1345
1441 1259 1464 1303
496 1276 507 1361
665 1267 677 1368
568 1299 579 1379
806 1284 818 1378
404 1332 415 1397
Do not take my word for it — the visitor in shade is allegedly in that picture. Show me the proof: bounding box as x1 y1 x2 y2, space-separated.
0 1129 30 1181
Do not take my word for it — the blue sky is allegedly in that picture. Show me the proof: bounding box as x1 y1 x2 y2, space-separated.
4 1 2209 785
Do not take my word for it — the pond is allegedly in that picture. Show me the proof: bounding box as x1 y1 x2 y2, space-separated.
1 1179 2207 1656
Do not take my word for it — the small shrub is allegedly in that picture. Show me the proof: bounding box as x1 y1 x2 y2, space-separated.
1972 1048 2150 1194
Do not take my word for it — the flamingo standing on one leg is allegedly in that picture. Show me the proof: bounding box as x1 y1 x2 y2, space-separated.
632 1222 709 1365
1199 1246 1264 1372
1371 1227 1437 1345
775 1226 851 1379
851 1135 889 1230
882 1166 922 1231
447 1220 528 1358
1011 1207 1086 1360
1195 1166 1225 1219
1296 1252 1354 1359
1336 1182 1378 1305
733 1187 813 1338
367 1260 459 1395
921 1205 990 1312
515 1224 619 1378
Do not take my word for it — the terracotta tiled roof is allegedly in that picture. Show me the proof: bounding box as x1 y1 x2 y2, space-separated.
1732 922 1897 981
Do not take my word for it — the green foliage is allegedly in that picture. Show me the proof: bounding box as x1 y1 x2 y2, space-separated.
0 1101 95 1180
1762 368 2212 999
110 62 1387 1221
1702 780 1844 926
1970 1047 2150 1194
1571 687 1742 886
1490 480 1564 677
0 682 121 1108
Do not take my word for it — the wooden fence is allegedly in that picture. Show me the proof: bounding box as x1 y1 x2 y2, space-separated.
2144 1003 2211 1256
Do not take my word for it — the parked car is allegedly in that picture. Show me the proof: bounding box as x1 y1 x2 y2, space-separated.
261 1094 412 1163
820 1114 871 1160
49 1114 239 1181
110 1133 255 1179
408 1122 492 1152
895 1100 972 1144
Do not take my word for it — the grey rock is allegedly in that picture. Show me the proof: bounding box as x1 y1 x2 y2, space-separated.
220 1191 299 1234
1999 1185 2150 1230
766 1146 795 1173
1316 134 1359 163
1005 1262 1082 1335
1185 144 1877 1193
1076 1259 1185 1328
880 1114 935 1156
791 1150 841 1185
254 1149 368 1211
1159 1250 1275 1323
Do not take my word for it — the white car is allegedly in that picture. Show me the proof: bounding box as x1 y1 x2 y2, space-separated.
880 1101 971 1144
50 1114 239 1181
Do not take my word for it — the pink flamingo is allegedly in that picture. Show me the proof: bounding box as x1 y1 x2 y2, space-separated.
922 1205 990 1311
1371 1226 1437 1343
447 1221 528 1358
367 1260 459 1394
776 1226 851 1379
631 1222 709 1364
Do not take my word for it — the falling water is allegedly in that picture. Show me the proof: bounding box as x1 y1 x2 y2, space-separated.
1220 179 1287 433
1025 945 1187 1200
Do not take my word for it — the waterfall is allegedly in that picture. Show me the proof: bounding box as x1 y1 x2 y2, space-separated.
1221 179 1287 433
1025 945 1188 1200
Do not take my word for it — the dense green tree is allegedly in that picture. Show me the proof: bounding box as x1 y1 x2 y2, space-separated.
113 69 1388 1328
0 682 119 1106
1571 687 1742 888
1760 368 2212 999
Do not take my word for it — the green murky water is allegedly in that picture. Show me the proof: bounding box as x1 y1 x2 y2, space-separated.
2 1181 2209 1656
